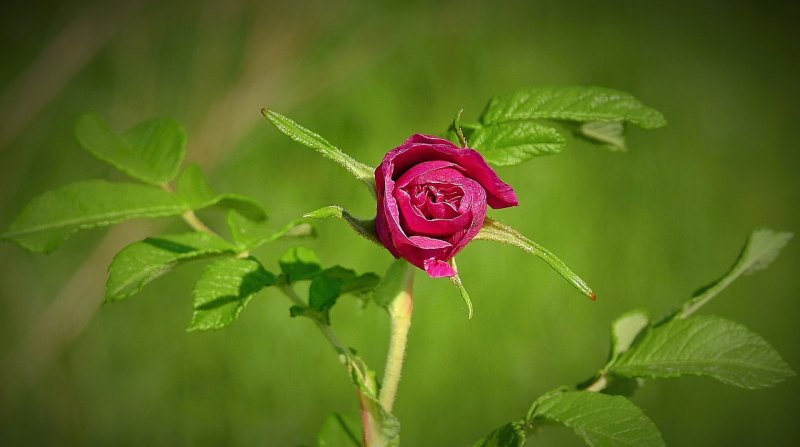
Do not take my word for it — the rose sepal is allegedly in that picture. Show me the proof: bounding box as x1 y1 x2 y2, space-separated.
304 206 380 246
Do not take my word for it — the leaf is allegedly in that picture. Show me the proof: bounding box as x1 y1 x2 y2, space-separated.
304 206 380 246
106 232 235 302
372 259 414 309
472 422 526 447
0 180 190 253
75 112 186 185
678 229 793 318
610 310 650 362
308 266 381 324
611 315 795 389
317 413 362 447
528 390 664 447
188 256 276 331
579 121 627 151
480 86 666 130
226 210 315 251
476 218 595 300
279 246 323 282
176 164 266 221
470 121 566 166
261 109 376 194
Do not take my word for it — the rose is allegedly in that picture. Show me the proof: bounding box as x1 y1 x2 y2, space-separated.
375 134 518 277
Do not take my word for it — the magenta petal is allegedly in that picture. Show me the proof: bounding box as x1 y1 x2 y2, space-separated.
423 258 456 277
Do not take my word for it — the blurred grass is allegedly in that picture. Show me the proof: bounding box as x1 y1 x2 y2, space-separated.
1 0 798 445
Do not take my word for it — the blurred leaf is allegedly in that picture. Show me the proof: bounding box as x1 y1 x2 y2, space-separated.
106 232 235 302
579 121 627 151
188 256 276 331
470 121 565 166
75 112 186 185
372 259 414 309
279 246 323 282
678 229 793 318
528 390 664 447
611 315 795 389
476 218 595 300
317 413 362 447
226 210 315 251
472 422 525 447
610 310 650 362
481 86 666 129
0 180 189 253
262 109 376 194
304 206 380 245
176 163 266 221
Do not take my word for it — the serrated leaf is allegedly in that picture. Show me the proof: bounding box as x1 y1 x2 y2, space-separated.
261 109 375 194
279 246 322 282
308 266 381 324
106 232 235 302
481 86 666 129
579 121 627 151
610 310 650 362
176 163 266 221
611 315 795 389
528 390 664 447
188 256 276 331
470 121 565 166
226 210 315 251
476 218 595 300
472 422 526 447
372 259 414 309
75 112 186 184
678 229 793 318
0 180 190 253
317 413 362 447
304 206 380 245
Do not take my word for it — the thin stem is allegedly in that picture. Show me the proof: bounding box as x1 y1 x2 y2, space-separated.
378 272 414 412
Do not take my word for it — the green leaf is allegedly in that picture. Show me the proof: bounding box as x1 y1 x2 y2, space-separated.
308 266 381 324
528 390 664 447
476 218 595 300
470 121 565 166
472 422 525 447
678 229 793 318
226 210 315 251
611 315 795 389
75 112 186 185
188 256 276 331
480 86 666 129
1 180 190 253
106 232 235 302
579 121 627 151
261 109 376 194
304 206 380 246
448 258 473 319
317 413 362 447
610 310 650 362
279 246 323 282
176 163 266 221
372 259 414 309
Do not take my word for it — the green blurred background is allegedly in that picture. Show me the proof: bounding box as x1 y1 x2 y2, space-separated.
1 0 798 445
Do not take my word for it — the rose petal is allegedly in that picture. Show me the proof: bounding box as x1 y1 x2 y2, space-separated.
423 258 456 277
396 188 471 236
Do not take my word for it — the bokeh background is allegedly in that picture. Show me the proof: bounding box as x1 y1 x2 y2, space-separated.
1 0 798 445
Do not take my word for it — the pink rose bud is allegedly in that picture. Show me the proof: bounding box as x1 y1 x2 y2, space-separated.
375 134 518 277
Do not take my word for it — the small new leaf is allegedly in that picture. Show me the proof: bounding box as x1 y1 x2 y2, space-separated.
472 422 526 447
611 315 795 389
528 390 665 447
579 121 627 151
75 112 186 185
177 164 266 221
476 218 595 300
189 256 276 331
372 259 414 309
678 229 793 318
226 210 315 251
1 180 190 253
262 109 376 195
304 206 380 246
106 232 235 302
481 86 666 129
610 310 650 362
470 121 565 166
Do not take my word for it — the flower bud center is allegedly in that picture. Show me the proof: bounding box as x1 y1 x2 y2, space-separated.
406 183 463 220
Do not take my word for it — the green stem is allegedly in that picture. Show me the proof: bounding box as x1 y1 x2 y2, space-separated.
378 271 414 412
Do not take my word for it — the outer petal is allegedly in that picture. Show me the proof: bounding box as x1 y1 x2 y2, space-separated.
423 258 457 277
